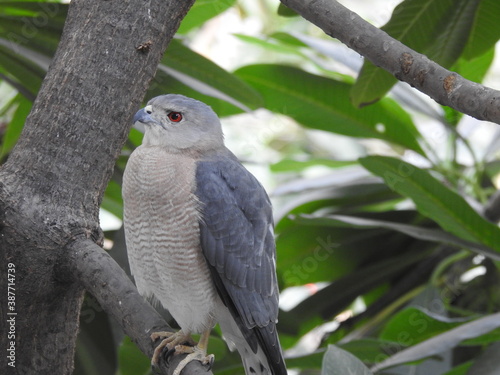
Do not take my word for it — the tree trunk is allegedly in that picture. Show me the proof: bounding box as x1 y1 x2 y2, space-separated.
0 0 195 374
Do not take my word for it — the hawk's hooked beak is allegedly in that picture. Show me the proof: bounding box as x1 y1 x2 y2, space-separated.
133 105 158 125
133 105 159 133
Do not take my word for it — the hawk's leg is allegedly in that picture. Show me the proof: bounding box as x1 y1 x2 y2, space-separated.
171 330 214 375
150 330 214 374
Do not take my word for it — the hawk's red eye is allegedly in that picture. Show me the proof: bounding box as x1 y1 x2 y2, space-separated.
167 112 183 122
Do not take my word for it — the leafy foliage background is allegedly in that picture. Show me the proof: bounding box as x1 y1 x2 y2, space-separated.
1 0 500 374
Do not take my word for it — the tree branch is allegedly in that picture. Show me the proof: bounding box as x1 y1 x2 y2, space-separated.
67 239 213 375
281 0 500 125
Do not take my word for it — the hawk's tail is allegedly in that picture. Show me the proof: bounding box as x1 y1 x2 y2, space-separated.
217 305 287 375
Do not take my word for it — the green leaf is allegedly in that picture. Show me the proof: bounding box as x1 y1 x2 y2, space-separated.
101 180 123 219
127 127 144 148
371 312 500 372
270 158 356 173
117 336 150 375
380 307 464 345
463 0 500 60
146 70 244 117
350 65 395 108
277 210 422 290
425 0 480 68
461 328 500 346
384 0 456 53
313 214 500 261
285 350 324 369
340 339 402 365
235 64 424 154
0 43 45 98
351 0 481 107
234 34 306 56
177 0 236 34
0 2 67 55
274 180 400 232
288 246 430 321
0 17 64 56
359 156 500 252
442 361 473 375
0 2 67 26
276 224 347 286
453 46 495 85
158 39 263 114
322 345 373 375
270 32 308 47
0 93 31 159
277 3 299 17
352 0 455 106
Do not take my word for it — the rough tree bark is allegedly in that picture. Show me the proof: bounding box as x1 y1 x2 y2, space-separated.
281 0 500 126
0 1 203 374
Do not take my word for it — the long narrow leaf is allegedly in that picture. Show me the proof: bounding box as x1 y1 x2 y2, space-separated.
0 44 45 97
161 39 263 112
304 214 500 261
176 0 236 34
424 0 480 67
371 312 500 372
0 2 67 57
351 0 480 106
463 0 500 59
323 345 373 375
0 18 63 56
289 247 430 321
235 64 424 154
360 156 500 252
0 94 31 159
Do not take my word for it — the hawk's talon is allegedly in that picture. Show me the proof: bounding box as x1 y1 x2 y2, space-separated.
165 346 177 364
150 331 195 366
206 355 215 371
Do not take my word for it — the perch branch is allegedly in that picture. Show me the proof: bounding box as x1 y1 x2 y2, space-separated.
281 0 500 125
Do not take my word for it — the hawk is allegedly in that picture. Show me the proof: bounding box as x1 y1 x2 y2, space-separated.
122 94 287 375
